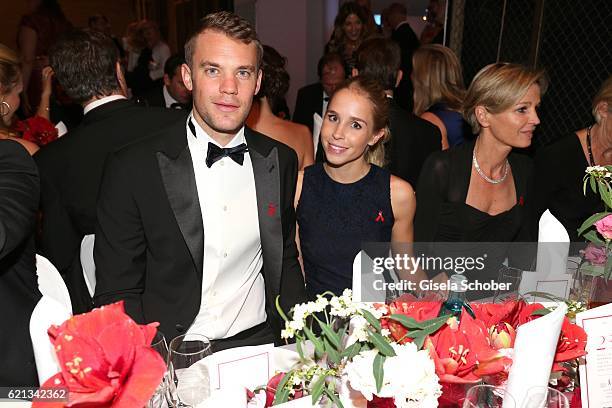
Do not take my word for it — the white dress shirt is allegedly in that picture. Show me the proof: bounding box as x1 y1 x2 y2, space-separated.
186 114 266 339
83 95 127 115
162 85 179 108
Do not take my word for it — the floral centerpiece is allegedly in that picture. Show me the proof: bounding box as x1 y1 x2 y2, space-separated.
32 302 166 408
257 291 587 407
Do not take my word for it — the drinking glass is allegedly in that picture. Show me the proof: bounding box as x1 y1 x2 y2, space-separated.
522 386 570 408
147 331 169 408
167 334 212 408
463 384 515 408
493 266 523 303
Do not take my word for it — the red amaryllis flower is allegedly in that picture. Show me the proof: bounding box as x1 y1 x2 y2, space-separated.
15 116 58 146
552 318 587 370
264 372 304 407
472 300 543 329
32 302 165 408
425 314 511 384
382 294 442 344
367 395 396 408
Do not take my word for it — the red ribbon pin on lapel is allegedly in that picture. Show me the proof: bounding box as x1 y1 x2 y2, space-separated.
375 210 384 223
268 202 277 217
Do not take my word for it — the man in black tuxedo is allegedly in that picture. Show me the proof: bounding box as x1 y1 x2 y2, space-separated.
293 53 345 133
34 30 183 313
0 140 40 386
140 54 192 109
94 12 306 349
353 38 441 187
385 2 420 112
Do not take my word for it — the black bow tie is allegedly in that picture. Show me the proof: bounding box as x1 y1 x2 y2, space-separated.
206 142 248 168
170 102 188 110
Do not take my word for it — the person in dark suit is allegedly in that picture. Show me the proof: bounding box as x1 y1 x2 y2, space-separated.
93 12 306 350
385 2 420 112
353 38 441 187
139 53 192 109
0 140 41 386
293 53 345 134
34 30 183 314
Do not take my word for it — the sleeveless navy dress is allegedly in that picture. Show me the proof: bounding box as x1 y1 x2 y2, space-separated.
297 163 394 299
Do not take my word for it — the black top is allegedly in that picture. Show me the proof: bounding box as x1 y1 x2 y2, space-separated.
533 134 602 244
386 98 441 188
414 141 535 277
297 164 394 298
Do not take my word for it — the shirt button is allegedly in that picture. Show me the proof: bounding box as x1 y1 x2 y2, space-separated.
223 252 228 258
223 205 228 211
220 161 225 166
212 291 217 297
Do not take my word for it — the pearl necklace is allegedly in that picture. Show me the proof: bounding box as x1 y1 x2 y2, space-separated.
472 149 509 184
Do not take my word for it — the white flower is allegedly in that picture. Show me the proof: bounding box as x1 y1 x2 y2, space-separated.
345 343 441 407
288 319 305 331
380 328 391 337
281 327 295 339
345 315 370 346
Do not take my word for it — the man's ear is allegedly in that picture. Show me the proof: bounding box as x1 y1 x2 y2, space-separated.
116 61 128 97
181 63 193 91
395 69 403 88
254 68 263 95
475 105 490 129
163 73 171 87
351 68 359 78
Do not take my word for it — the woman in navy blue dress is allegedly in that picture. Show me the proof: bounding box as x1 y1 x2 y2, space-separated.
296 76 415 299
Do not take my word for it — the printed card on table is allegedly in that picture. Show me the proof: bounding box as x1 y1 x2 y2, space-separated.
577 303 612 408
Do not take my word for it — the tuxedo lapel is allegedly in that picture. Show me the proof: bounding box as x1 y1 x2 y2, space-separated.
246 128 282 293
156 122 204 278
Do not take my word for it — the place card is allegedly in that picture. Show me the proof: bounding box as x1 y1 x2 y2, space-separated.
577 303 612 408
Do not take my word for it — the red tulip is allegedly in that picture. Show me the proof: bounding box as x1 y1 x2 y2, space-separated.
32 302 166 408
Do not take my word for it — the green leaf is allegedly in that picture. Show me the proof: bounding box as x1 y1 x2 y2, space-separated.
310 374 326 405
367 329 396 357
577 212 610 236
326 388 345 408
373 353 386 393
296 336 305 361
341 342 362 359
360 308 382 331
275 295 289 322
324 337 341 365
583 230 605 245
415 315 451 336
589 175 597 194
605 253 612 280
413 335 426 350
530 308 551 316
314 316 342 350
303 325 325 356
388 314 423 329
273 372 292 405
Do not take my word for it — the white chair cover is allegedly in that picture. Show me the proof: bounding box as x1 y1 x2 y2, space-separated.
80 234 96 297
30 255 72 384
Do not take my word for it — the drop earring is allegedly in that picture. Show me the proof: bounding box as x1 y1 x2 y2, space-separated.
0 101 10 117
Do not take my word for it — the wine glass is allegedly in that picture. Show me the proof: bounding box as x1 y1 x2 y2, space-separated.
523 386 570 408
493 266 523 303
167 334 212 408
147 331 169 408
463 384 515 408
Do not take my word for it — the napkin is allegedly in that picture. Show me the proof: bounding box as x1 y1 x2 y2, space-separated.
503 302 567 407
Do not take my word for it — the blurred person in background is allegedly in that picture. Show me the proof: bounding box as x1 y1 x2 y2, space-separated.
140 54 192 109
17 0 71 115
247 45 313 170
412 44 470 149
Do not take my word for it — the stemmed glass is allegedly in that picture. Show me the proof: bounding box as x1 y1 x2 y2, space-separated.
147 331 169 408
462 384 515 408
523 386 570 408
167 334 212 408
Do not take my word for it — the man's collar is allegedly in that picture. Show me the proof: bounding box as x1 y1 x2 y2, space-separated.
187 113 246 148
163 85 179 108
83 94 128 115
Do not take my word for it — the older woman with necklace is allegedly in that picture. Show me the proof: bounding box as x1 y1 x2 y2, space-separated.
534 76 612 245
414 63 547 286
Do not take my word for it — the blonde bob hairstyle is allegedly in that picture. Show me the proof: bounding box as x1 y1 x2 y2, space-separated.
592 75 612 124
412 44 465 116
463 63 548 135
